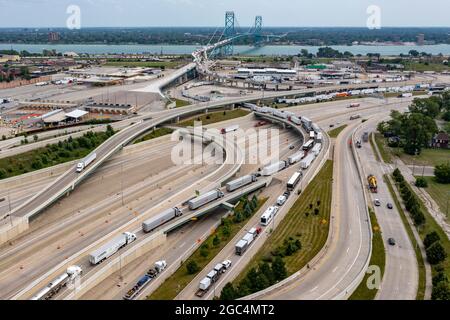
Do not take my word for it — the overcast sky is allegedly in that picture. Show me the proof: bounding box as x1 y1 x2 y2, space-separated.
0 0 449 28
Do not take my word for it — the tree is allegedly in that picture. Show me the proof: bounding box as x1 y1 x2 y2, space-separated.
432 272 448 286
426 242 447 265
0 168 7 179
415 177 428 188
252 195 258 209
259 262 275 285
409 98 440 119
212 234 220 247
434 163 450 184
33 135 38 142
409 50 420 57
272 256 287 281
186 260 200 274
424 231 441 248
200 246 209 258
220 283 238 300
233 211 243 223
432 282 450 300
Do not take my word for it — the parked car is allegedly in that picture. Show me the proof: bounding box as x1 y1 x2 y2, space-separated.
374 199 381 207
388 238 396 246
387 203 393 209
289 144 295 150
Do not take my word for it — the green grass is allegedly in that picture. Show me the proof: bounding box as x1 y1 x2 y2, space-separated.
402 61 450 73
349 208 386 300
373 133 393 164
148 197 268 300
369 133 382 163
398 149 450 167
328 125 347 138
174 99 190 108
384 175 426 300
0 130 114 180
104 60 180 68
133 127 173 144
177 109 250 127
232 160 333 285
419 176 450 218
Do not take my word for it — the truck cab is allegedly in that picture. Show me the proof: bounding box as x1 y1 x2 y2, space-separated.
124 232 137 244
76 162 84 173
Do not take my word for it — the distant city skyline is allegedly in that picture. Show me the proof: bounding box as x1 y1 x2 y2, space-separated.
0 0 449 28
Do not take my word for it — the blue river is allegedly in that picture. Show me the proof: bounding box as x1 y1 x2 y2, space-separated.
1 43 450 56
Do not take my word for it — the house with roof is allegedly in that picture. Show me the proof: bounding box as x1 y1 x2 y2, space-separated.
431 132 449 149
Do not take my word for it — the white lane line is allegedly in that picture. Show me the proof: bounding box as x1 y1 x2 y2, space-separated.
332 267 339 273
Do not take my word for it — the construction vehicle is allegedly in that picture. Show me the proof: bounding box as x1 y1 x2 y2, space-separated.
367 175 378 193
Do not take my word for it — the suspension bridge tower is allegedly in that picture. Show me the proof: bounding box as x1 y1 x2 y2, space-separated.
223 11 236 56
254 15 263 45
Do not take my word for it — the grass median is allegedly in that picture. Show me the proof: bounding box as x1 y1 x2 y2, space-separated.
133 127 174 144
349 207 386 300
328 125 347 138
177 109 250 127
148 196 268 300
226 160 333 297
0 127 115 180
418 176 450 217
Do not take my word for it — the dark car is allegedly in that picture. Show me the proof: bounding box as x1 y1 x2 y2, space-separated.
388 238 396 246
387 203 393 209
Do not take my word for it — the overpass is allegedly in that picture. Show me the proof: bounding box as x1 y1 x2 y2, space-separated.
0 81 417 246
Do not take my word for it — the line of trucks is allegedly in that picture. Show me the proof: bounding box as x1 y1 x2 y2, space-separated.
123 260 167 300
196 259 232 297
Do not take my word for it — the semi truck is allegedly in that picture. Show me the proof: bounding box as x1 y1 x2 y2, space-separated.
226 175 257 192
76 152 97 173
260 206 279 226
196 260 231 298
311 143 322 156
368 175 378 193
288 151 305 164
221 125 239 134
235 227 262 255
261 161 288 176
31 266 83 300
142 207 182 233
301 117 313 131
309 131 315 139
123 261 167 300
89 232 137 265
315 132 323 143
300 153 315 169
188 189 225 210
289 115 302 125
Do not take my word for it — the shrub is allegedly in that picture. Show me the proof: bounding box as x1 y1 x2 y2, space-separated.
186 261 200 274
415 177 428 188
426 242 447 265
424 231 441 248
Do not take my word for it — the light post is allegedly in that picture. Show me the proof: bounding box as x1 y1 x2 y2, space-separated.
121 163 124 206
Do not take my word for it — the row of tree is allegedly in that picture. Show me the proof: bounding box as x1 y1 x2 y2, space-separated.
392 169 449 300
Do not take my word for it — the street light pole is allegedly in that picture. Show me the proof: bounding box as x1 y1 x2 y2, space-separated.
7 188 12 226
121 163 124 206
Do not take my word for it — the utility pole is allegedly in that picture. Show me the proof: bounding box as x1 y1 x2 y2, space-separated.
121 163 124 206
7 188 12 226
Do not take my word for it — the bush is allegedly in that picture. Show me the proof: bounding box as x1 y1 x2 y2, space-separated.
424 231 441 249
435 163 450 184
426 242 447 265
415 177 428 188
186 260 200 275
212 235 220 247
432 281 450 300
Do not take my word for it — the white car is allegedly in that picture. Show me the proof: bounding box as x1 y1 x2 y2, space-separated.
222 260 232 270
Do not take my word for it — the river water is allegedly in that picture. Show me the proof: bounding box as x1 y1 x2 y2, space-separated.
1 43 450 56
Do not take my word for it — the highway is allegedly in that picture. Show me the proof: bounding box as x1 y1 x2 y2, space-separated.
355 113 419 300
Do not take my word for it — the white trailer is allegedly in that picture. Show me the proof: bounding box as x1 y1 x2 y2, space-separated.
234 227 261 255
89 232 137 265
288 151 305 164
273 110 287 119
311 143 322 156
300 153 315 169
289 115 302 125
76 152 97 173
261 161 287 176
277 195 287 206
226 175 257 192
31 266 83 300
142 207 182 233
188 189 224 210
221 125 239 134
309 131 315 139
315 133 323 143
